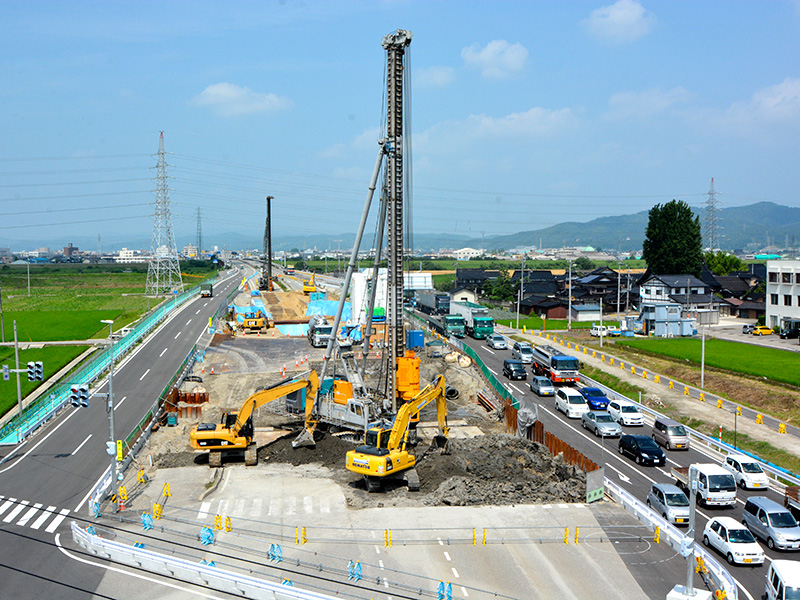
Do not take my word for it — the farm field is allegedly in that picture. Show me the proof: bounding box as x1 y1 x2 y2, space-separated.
1 310 130 342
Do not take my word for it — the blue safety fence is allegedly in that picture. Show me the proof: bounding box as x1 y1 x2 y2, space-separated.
0 280 215 446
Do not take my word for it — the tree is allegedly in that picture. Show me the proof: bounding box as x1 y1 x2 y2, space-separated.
574 257 594 271
642 200 702 275
704 251 744 276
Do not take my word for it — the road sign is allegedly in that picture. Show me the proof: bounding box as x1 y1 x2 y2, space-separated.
116 440 123 462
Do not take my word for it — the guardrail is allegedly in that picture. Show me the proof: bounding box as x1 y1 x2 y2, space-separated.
70 522 341 600
605 478 737 600
0 278 219 446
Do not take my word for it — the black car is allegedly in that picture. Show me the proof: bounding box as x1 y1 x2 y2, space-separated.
780 327 800 339
502 359 527 381
618 434 665 466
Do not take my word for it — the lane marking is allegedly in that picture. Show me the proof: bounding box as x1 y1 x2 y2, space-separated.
174 331 181 339
0 498 17 517
55 533 227 599
186 319 192 326
437 537 443 546
605 464 631 483
3 500 29 523
31 506 56 530
71 434 92 456
17 503 42 527
197 501 211 520
443 551 451 561
195 309 201 315
509 383 522 394
45 508 70 533
159 347 168 357
139 369 150 381
75 468 109 512
462 587 469 597
482 347 495 355
375 545 381 554
378 560 384 569
488 368 498 376
115 395 127 410
451 567 460 578
303 496 313 514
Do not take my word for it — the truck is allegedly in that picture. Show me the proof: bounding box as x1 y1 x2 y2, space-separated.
307 315 333 348
449 301 494 339
428 314 465 338
200 283 213 298
672 464 737 507
531 345 579 384
415 289 450 315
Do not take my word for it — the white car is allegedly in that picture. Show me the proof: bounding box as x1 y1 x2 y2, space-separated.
723 455 770 490
607 399 644 426
486 334 508 350
555 388 589 419
703 516 765 566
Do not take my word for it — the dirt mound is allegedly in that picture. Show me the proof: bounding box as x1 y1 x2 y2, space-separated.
262 290 308 321
258 431 356 467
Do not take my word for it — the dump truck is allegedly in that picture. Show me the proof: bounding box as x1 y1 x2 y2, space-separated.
307 315 333 348
428 314 465 338
415 289 450 315
200 283 213 297
531 345 579 384
449 301 494 339
672 464 737 507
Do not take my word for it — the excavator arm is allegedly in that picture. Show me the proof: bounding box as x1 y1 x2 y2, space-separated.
232 371 319 436
386 374 447 450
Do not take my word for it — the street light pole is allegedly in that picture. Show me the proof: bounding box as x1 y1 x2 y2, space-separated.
101 319 119 511
567 260 572 331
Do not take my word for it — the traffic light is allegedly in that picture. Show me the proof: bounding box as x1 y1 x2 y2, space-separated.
2 365 8 381
34 361 43 381
106 441 116 456
70 385 80 408
78 384 89 408
27 361 35 382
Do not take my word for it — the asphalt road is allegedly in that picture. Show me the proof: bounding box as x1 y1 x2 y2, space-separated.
458 327 787 600
0 267 242 598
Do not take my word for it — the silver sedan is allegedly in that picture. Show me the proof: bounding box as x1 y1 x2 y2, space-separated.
581 411 622 437
486 334 508 350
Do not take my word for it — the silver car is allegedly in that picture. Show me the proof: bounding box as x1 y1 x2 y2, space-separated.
529 376 555 396
486 334 508 350
646 483 690 526
581 411 622 437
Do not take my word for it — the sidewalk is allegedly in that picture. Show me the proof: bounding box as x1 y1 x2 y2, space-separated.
497 324 800 460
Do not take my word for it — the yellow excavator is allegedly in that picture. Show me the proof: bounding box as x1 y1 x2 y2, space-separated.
345 374 449 492
190 372 319 467
302 272 317 294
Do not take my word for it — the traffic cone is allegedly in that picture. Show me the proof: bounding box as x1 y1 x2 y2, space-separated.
295 359 299 368
210 366 215 375
201 365 205 374
118 500 126 512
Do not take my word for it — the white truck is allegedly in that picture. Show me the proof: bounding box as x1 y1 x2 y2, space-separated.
672 463 737 507
307 315 333 348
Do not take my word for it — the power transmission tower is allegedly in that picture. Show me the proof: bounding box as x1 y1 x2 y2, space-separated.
196 207 203 255
704 177 720 250
145 132 184 296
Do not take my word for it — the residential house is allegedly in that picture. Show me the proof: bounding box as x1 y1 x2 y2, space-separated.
450 287 478 304
638 274 717 316
455 269 501 291
765 259 800 329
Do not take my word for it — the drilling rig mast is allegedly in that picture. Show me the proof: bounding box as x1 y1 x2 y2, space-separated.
258 195 274 291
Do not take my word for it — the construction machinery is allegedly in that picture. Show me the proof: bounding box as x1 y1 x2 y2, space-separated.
240 311 267 333
345 374 448 492
302 272 317 294
258 196 274 291
190 372 319 467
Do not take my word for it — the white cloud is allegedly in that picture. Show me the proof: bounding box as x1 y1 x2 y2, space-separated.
605 87 691 120
461 40 528 80
319 126 381 159
715 77 800 135
416 66 456 88
191 83 292 117
583 0 655 44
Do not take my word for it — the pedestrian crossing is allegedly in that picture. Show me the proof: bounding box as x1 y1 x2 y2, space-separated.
196 495 332 521
0 496 70 533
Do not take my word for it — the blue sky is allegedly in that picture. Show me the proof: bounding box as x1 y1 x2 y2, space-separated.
2 1 800 251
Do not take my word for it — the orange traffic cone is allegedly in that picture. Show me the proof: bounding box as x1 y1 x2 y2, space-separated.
210 366 215 375
201 365 205 374
295 359 299 368
118 500 126 512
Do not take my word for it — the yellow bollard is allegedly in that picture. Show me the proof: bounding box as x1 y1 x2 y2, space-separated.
583 347 587 354
779 423 787 434
295 527 299 544
214 514 222 530
560 339 564 346
137 469 146 484
592 351 596 358
715 590 727 600
669 380 674 389
162 483 171 498
564 527 569 544
736 406 742 416
225 517 232 532
609 358 614 366
631 366 636 374
756 414 763 424
699 392 705 401
153 503 163 520
601 354 605 362
654 375 660 383
575 527 579 545
716 399 723 409
473 528 476 546
567 342 571 349
684 386 689 395
119 486 128 502
483 528 487 546
654 526 660 544
523 326 526 333
696 556 707 575
642 371 647 379
302 527 307 544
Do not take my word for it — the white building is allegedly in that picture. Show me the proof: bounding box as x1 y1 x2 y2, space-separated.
639 274 715 314
452 247 482 260
766 259 800 329
182 243 198 258
116 248 148 264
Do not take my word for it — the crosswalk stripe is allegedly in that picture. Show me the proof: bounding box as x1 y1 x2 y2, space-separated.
217 499 228 517
197 501 211 520
233 498 245 517
17 503 42 527
268 498 280 516
30 506 56 530
285 497 296 515
44 508 70 533
250 498 262 517
0 498 17 518
3 500 29 523
303 496 313 514
319 497 330 513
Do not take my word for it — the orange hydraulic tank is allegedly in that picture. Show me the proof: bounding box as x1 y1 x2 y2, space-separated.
396 350 420 401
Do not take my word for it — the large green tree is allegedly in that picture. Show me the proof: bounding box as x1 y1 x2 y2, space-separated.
642 200 702 275
704 251 744 276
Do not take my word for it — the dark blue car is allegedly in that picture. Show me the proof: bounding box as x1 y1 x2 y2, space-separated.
579 387 609 410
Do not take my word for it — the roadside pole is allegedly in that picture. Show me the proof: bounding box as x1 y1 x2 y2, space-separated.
101 319 119 512
14 321 21 414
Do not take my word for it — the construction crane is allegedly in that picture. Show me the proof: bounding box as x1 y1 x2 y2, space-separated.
258 195 274 291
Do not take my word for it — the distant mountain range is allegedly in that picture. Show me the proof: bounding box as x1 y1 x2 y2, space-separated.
7 202 799 255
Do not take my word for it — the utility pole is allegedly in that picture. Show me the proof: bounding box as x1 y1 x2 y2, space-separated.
516 255 525 329
0 282 5 343
567 260 573 331
13 321 21 414
101 319 119 512
599 297 604 348
626 269 630 314
27 261 30 297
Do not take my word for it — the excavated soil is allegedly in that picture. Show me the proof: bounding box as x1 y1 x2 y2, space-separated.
261 290 309 322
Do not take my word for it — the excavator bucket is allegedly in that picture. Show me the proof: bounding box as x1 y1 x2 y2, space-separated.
291 428 316 449
430 435 449 453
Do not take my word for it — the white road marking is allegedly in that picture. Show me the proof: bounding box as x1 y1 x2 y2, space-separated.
285 496 296 515
250 498 262 517
374 545 381 554
268 498 280 515
139 369 150 381
196 309 201 315
378 560 385 569
17 503 42 527
437 537 443 546
159 347 168 357
115 395 127 410
233 498 245 517
383 578 389 588
443 551 451 561
605 464 631 483
3 500 29 523
0 498 17 517
462 587 469 597
509 383 522 394
482 347 495 355
44 508 70 533
71 434 92 456
31 506 56 530
197 501 211 520
75 468 109 512
451 567 460 578
488 368 498 376
319 497 330 513
303 496 313 513
186 319 192 325
174 332 181 339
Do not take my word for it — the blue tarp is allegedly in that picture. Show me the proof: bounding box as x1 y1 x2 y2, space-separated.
277 324 309 336
306 300 350 321
229 304 273 323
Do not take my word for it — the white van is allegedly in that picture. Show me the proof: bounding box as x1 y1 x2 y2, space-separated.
590 324 608 337
766 560 800 600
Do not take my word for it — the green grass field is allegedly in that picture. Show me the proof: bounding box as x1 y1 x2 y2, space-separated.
0 345 90 416
615 337 800 387
495 316 593 330
1 310 133 342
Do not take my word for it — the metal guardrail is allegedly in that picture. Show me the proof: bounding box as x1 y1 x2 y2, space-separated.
0 279 217 445
605 478 737 600
70 522 340 600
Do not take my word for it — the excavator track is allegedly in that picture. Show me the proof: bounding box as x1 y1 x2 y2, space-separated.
244 442 258 466
209 451 222 468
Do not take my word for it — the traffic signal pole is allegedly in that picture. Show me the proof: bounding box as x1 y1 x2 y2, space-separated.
13 320 21 415
101 320 119 512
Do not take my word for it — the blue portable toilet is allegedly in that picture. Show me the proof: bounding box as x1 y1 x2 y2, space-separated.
406 329 424 350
